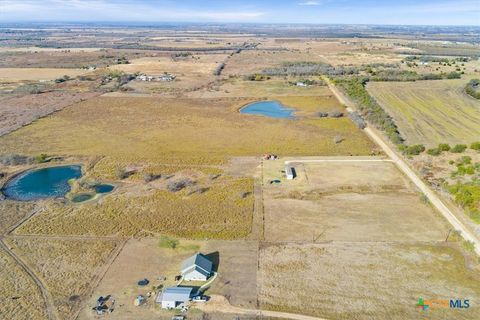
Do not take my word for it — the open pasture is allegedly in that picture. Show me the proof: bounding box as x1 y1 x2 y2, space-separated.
263 159 448 242
6 238 119 320
259 242 480 320
367 79 480 146
0 95 376 165
0 68 90 81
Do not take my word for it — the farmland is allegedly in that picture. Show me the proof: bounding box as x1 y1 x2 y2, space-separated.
0 22 479 320
367 79 480 146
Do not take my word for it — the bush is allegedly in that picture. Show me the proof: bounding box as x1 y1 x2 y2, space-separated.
0 154 33 166
328 111 344 118
167 178 195 192
438 143 451 152
471 141 480 150
34 154 48 163
451 144 467 153
143 173 161 182
159 236 179 249
317 112 328 118
465 79 480 99
404 144 425 156
427 148 441 156
348 111 366 129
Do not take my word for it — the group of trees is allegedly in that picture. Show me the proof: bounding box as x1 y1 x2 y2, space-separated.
367 69 462 82
401 142 479 157
334 77 404 145
262 61 359 77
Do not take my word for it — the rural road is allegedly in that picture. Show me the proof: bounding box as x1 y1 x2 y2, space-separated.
196 295 329 320
325 77 480 255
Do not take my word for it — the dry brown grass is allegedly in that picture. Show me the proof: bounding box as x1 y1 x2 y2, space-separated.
0 68 89 81
259 242 480 320
0 96 376 165
16 176 254 239
0 247 48 320
0 201 36 234
6 238 119 319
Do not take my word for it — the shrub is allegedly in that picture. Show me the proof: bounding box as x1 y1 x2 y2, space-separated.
328 111 344 118
34 154 48 163
463 240 476 253
404 144 425 155
451 144 467 153
427 148 441 156
143 173 161 182
458 156 472 165
471 142 480 150
158 236 179 249
438 143 451 152
348 112 366 129
0 154 33 166
167 178 195 192
317 112 328 118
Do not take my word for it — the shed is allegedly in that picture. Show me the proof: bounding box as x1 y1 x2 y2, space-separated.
157 287 193 309
180 253 213 281
285 166 296 180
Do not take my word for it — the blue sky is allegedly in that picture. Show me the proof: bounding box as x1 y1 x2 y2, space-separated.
0 0 478 25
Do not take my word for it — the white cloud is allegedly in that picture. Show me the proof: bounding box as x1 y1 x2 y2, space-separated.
298 1 320 5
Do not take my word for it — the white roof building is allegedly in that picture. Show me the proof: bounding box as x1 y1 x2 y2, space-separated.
180 253 213 281
157 287 193 309
285 166 296 180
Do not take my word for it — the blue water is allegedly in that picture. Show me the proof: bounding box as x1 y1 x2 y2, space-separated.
240 101 295 119
95 184 114 193
2 165 82 201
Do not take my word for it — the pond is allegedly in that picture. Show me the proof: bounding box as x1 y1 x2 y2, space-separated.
71 193 94 203
240 100 295 119
94 184 114 194
2 165 82 201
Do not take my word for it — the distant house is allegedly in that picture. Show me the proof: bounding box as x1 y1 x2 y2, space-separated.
180 253 213 281
285 166 296 180
157 287 192 309
296 82 307 87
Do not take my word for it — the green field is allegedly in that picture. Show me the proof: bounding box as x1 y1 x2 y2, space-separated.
367 79 480 146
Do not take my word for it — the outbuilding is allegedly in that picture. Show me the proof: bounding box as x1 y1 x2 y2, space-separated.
285 166 296 180
157 287 193 309
180 253 213 281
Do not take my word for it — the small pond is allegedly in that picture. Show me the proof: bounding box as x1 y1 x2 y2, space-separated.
240 100 295 119
95 184 115 194
71 193 94 203
2 165 82 201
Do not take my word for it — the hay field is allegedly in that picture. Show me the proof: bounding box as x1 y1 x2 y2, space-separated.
367 79 480 146
0 96 375 165
259 242 480 320
263 160 448 242
6 238 119 319
0 247 49 320
0 68 89 81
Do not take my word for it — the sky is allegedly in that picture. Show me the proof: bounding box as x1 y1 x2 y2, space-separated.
0 0 479 26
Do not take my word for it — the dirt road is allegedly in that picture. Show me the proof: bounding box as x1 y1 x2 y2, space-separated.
324 77 480 255
196 295 328 320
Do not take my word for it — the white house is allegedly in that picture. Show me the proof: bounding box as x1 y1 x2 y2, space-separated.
285 166 296 180
180 253 213 281
157 287 192 309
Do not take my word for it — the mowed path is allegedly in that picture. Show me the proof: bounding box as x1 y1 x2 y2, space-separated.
325 76 480 255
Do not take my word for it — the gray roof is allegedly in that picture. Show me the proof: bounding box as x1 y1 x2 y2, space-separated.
158 287 193 302
180 253 213 276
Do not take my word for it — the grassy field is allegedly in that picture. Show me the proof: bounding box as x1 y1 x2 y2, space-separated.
259 242 480 320
367 79 480 146
0 247 49 320
0 68 89 81
6 238 119 319
0 201 35 234
16 175 254 239
263 160 448 242
0 95 376 165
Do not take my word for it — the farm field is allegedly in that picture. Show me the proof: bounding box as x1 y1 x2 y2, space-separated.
263 160 448 242
259 242 480 320
0 68 89 81
0 95 376 165
367 79 480 146
5 238 120 320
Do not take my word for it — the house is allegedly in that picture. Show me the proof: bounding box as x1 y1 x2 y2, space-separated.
285 166 296 180
180 253 213 281
296 82 307 87
157 287 193 309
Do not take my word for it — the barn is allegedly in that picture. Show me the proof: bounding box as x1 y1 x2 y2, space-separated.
180 253 213 281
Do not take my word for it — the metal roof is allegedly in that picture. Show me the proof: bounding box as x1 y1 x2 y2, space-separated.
158 287 193 302
180 253 213 276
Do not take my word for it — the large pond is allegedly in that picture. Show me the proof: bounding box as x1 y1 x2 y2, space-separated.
2 165 82 201
240 100 295 119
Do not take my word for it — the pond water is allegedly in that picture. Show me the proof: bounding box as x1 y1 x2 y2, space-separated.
95 184 114 194
71 193 94 203
240 100 295 119
2 165 82 201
